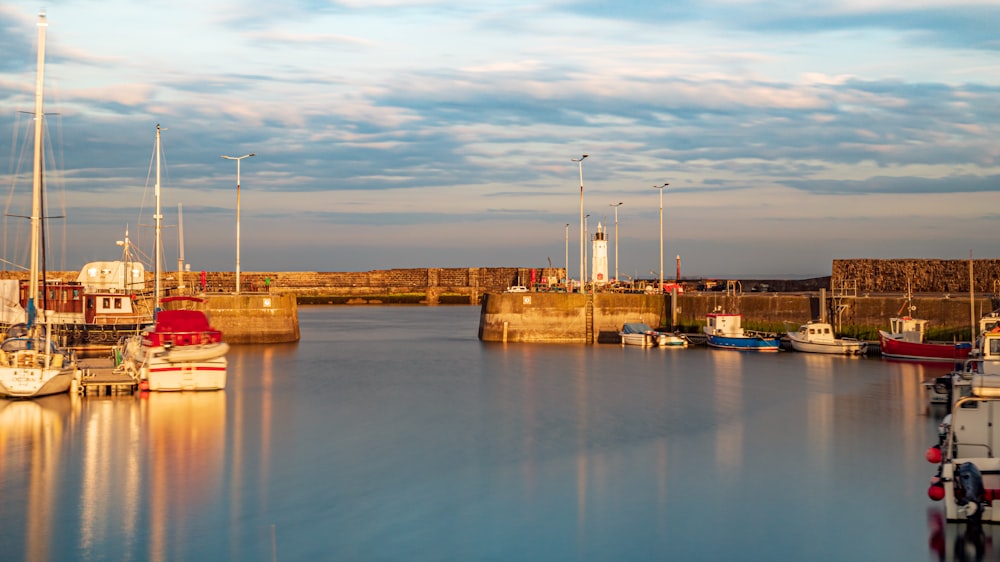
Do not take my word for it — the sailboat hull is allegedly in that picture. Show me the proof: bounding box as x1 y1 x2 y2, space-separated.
0 365 75 398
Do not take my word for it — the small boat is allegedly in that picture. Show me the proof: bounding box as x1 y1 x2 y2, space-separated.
0 14 78 398
926 374 1000 523
620 322 657 347
121 297 228 391
703 309 779 351
879 289 972 363
655 332 689 348
878 315 971 363
785 321 866 355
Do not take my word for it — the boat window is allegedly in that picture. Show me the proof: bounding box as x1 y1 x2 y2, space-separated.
991 339 1000 355
102 297 111 309
73 289 80 300
114 298 122 309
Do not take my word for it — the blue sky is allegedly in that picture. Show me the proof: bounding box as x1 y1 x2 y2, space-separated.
1 1 999 280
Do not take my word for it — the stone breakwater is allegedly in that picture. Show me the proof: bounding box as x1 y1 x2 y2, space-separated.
832 258 1000 294
1 267 563 305
478 292 994 344
13 258 1000 304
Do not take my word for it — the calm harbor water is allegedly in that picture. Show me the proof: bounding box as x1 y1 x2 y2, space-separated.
0 305 994 561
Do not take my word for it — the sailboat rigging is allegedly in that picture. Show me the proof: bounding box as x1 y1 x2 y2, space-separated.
0 12 78 398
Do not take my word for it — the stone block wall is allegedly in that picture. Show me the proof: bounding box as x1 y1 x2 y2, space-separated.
833 259 1000 294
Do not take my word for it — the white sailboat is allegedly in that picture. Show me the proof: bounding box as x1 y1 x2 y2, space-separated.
0 13 78 398
118 126 228 391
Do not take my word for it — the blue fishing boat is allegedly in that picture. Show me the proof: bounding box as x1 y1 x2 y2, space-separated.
703 309 780 351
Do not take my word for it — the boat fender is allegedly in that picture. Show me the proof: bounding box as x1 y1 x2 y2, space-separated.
926 445 942 464
928 480 945 501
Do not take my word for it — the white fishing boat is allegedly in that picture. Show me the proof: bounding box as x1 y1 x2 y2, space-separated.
785 321 866 355
703 309 780 351
0 14 78 398
118 126 228 391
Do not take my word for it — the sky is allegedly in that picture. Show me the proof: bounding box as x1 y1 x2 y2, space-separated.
1 1 999 280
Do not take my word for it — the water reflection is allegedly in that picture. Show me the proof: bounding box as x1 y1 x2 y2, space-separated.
140 391 226 562
707 350 744 480
927 508 999 561
0 394 73 562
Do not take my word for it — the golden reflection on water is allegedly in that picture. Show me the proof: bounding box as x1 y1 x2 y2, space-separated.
707 350 744 480
78 395 140 557
140 391 226 562
802 354 836 474
0 394 73 562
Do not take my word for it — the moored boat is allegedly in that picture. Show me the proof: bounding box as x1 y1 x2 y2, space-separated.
0 14 78 398
620 322 657 347
655 331 689 348
926 373 1000 523
880 288 971 362
786 321 866 355
878 314 971 362
121 297 228 391
703 309 779 351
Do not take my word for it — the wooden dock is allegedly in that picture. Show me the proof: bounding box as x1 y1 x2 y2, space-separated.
76 357 138 396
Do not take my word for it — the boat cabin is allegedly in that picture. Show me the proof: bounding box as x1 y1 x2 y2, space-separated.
705 312 744 337
17 259 148 326
795 321 836 343
889 316 927 343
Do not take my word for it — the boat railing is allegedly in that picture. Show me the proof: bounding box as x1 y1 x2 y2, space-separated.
951 442 994 459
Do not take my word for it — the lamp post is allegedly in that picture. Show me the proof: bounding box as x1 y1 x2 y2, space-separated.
585 214 591 286
564 223 569 286
572 154 588 293
653 183 669 293
610 202 623 282
221 152 256 294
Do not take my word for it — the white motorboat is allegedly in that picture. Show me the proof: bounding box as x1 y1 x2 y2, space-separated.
120 297 228 391
927 373 1000 523
620 322 657 347
0 14 78 398
785 321 866 355
655 332 689 348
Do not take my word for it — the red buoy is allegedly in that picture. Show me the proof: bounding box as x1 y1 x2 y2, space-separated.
928 483 945 501
926 445 942 464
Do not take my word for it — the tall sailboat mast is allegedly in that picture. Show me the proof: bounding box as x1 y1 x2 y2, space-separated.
177 203 185 289
28 12 48 326
154 124 163 311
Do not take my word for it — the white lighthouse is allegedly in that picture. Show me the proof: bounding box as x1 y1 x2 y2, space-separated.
592 222 608 285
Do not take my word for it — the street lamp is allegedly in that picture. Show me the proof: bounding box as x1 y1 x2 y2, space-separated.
610 202 623 282
564 223 570 286
585 214 591 286
572 154 588 293
653 183 669 293
221 152 256 294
